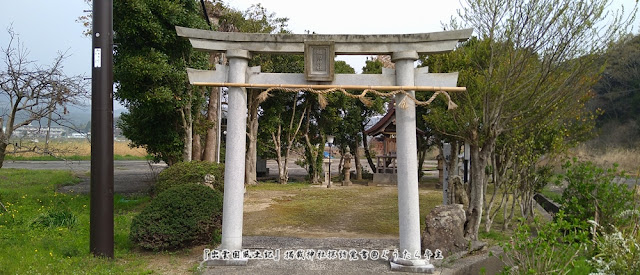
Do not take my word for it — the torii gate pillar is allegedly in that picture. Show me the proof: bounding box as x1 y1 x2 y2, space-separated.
391 52 434 272
218 49 250 264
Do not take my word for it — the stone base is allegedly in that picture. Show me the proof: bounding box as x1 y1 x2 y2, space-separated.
206 258 248 266
372 173 398 186
390 258 435 273
342 180 352 186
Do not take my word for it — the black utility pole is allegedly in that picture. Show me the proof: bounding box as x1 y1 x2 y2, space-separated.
90 0 114 258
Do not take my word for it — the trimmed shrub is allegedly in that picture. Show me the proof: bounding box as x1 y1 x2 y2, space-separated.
130 184 223 251
155 161 224 194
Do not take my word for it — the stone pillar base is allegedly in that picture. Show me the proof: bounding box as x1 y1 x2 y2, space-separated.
206 258 248 266
390 258 434 273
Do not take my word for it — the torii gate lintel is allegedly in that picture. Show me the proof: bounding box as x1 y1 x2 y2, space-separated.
186 65 461 91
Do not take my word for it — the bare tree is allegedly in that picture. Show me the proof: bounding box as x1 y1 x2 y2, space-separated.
0 27 89 168
453 0 636 240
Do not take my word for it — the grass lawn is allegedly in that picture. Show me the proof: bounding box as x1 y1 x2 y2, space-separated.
244 182 443 238
1 168 530 273
0 169 451 273
0 169 202 274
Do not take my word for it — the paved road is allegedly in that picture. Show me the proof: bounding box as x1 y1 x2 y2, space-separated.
2 158 440 194
2 160 167 195
613 176 640 189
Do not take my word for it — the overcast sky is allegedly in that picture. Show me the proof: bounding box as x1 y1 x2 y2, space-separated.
0 0 638 110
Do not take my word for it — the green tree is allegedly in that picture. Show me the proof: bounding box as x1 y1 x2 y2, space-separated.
258 87 305 184
113 0 209 165
360 58 389 173
590 33 640 146
422 0 634 240
219 4 295 185
247 52 303 185
296 60 385 183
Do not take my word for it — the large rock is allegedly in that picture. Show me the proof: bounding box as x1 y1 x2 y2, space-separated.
422 204 468 258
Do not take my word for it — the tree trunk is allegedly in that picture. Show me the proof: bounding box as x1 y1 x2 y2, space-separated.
45 111 53 152
313 147 323 183
502 194 511 231
276 154 287 184
484 153 498 232
192 132 202 161
361 124 376 172
418 144 427 179
465 139 493 241
278 95 305 184
338 152 344 179
447 140 460 177
181 107 193 162
466 146 484 240
181 88 193 162
0 142 7 169
203 87 220 162
283 147 293 184
504 188 519 230
520 176 535 220
302 107 321 184
0 116 5 168
354 145 362 180
302 138 321 184
245 90 259 185
184 121 193 162
485 188 507 233
272 127 288 184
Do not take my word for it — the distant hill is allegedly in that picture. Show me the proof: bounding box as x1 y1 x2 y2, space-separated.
1 102 127 131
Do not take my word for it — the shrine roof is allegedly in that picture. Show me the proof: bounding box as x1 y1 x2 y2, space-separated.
365 106 426 136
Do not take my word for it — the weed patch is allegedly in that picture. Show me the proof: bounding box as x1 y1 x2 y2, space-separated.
0 169 152 273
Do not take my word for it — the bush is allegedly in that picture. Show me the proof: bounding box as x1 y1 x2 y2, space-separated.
500 212 591 274
557 159 634 230
589 217 640 274
155 161 224 194
129 184 223 251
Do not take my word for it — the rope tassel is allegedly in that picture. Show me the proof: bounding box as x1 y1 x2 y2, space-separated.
358 97 372 107
398 97 408 109
317 94 328 109
256 90 272 104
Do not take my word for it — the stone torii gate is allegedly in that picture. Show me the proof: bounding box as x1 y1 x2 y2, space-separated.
176 26 471 272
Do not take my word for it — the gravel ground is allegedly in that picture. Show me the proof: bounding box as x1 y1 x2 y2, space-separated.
201 236 402 275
